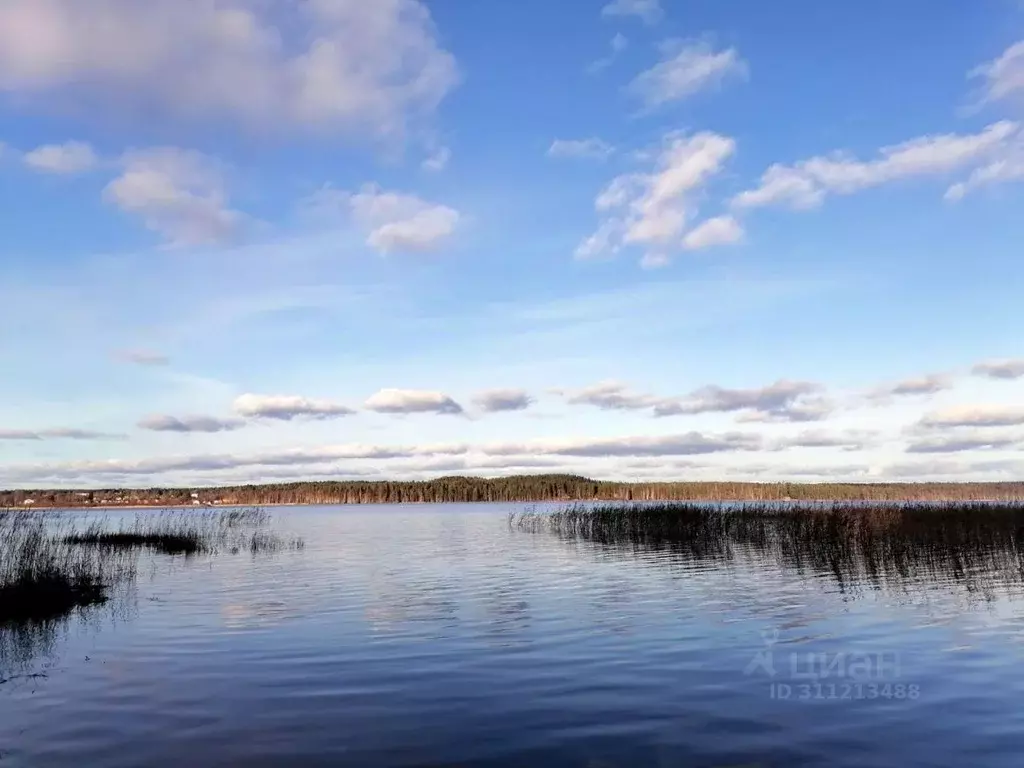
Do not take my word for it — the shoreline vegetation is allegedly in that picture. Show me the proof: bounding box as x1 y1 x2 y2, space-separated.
3 474 1024 509
511 501 1024 595
1 508 301 635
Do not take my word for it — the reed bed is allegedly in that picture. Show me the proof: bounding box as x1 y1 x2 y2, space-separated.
64 507 303 557
0 510 136 625
2 507 302 628
2 506 302 679
511 501 1024 593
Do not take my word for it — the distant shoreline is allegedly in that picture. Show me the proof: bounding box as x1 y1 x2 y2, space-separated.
4 475 1023 511
9 496 1024 512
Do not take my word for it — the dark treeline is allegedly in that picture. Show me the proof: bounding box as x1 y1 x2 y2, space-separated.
3 474 1024 508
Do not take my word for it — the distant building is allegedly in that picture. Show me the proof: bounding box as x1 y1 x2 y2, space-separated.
22 499 35 506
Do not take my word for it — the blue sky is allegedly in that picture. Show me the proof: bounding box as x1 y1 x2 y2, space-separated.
2 0 1024 489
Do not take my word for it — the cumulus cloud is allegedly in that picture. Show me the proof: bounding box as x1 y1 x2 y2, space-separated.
556 381 661 411
557 379 829 422
472 389 534 413
601 0 662 24
332 184 459 253
733 121 1020 209
970 40 1024 105
364 388 464 415
0 0 458 140
233 394 355 421
138 414 245 434
629 39 746 110
0 428 124 441
576 130 736 265
114 349 170 366
667 380 831 423
104 148 243 245
867 373 952 401
919 406 1024 429
23 140 97 173
972 358 1024 380
548 138 615 160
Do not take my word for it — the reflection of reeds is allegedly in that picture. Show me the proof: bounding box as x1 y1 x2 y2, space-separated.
511 502 1024 595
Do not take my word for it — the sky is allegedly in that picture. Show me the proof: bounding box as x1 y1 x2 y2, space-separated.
2 0 1024 489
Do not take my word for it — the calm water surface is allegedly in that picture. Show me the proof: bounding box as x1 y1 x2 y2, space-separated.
3 503 1024 767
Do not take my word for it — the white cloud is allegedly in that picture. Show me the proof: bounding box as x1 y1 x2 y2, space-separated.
138 414 245 433
601 0 662 25
775 429 874 452
344 184 459 253
972 358 1024 380
364 388 464 415
882 459 1024 480
587 34 630 73
547 138 615 160
674 380 831 423
682 215 744 250
472 389 534 413
23 140 97 173
574 220 623 261
233 394 355 421
970 40 1024 105
421 146 451 172
484 431 762 458
0 442 471 484
734 121 1020 209
104 147 243 245
557 381 661 411
0 0 458 140
577 130 736 265
867 373 952 401
919 405 1024 428
629 40 746 110
906 431 1022 454
557 379 829 423
944 131 1024 200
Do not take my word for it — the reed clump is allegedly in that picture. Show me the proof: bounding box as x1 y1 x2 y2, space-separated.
64 507 302 556
511 501 1024 593
2 506 301 628
1 510 136 626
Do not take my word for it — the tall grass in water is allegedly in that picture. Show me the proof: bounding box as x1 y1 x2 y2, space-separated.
511 501 1024 595
1 510 136 626
64 507 303 556
2 506 301 680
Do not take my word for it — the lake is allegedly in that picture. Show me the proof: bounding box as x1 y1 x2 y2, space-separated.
3 503 1024 767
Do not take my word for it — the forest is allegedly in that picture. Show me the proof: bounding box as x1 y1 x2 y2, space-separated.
3 474 1023 508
